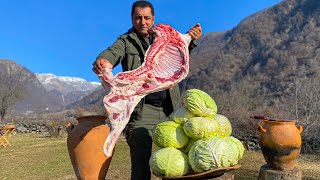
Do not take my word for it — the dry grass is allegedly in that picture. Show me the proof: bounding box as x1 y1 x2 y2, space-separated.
0 133 319 180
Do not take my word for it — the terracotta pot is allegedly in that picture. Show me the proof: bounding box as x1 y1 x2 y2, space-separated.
66 115 113 180
258 120 303 170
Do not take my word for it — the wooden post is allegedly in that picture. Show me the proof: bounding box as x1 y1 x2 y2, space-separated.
258 164 302 180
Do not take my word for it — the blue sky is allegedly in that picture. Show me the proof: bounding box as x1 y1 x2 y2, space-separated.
0 0 282 82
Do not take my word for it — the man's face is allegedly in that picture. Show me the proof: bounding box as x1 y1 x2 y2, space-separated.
132 7 154 37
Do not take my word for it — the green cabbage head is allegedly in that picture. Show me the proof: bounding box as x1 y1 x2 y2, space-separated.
180 138 197 154
183 117 219 140
150 147 190 177
223 136 245 160
215 114 232 137
172 106 195 125
183 89 217 117
152 121 189 148
188 137 239 173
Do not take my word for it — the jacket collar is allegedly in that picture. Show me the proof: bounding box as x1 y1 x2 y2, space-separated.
127 27 146 54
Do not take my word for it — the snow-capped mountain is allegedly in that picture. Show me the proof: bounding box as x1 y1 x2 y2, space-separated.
1 60 103 113
36 73 101 95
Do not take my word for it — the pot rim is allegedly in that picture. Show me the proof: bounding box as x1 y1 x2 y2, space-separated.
263 119 296 124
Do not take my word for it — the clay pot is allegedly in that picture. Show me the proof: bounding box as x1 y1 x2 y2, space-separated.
66 115 113 180
258 120 303 170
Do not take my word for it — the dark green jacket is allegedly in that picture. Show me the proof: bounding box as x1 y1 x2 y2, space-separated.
96 27 196 124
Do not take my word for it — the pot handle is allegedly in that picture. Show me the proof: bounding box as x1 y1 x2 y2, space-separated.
258 125 266 133
66 123 74 133
297 125 303 133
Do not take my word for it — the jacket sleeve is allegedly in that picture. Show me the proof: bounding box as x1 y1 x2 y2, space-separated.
96 37 126 67
188 39 197 53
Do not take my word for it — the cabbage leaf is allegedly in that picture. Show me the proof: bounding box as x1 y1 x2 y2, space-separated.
215 114 232 137
183 117 219 140
188 137 239 173
152 121 189 148
183 89 217 117
150 147 190 177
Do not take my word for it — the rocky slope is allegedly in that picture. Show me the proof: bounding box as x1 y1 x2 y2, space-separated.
188 0 320 94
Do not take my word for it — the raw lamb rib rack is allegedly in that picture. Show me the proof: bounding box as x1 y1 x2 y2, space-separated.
99 24 192 157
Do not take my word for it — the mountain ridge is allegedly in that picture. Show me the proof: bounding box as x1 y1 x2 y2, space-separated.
36 73 100 95
0 59 101 113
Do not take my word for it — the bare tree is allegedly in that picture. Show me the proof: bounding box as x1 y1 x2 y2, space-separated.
293 77 320 139
0 66 32 122
212 75 266 136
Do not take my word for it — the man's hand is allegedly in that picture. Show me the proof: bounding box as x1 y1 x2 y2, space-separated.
92 58 113 74
188 23 202 40
93 58 114 92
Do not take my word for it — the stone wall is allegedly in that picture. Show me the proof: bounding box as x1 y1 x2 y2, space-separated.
0 122 66 136
15 122 51 133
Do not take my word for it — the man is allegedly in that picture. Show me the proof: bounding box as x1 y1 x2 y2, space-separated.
92 1 202 179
